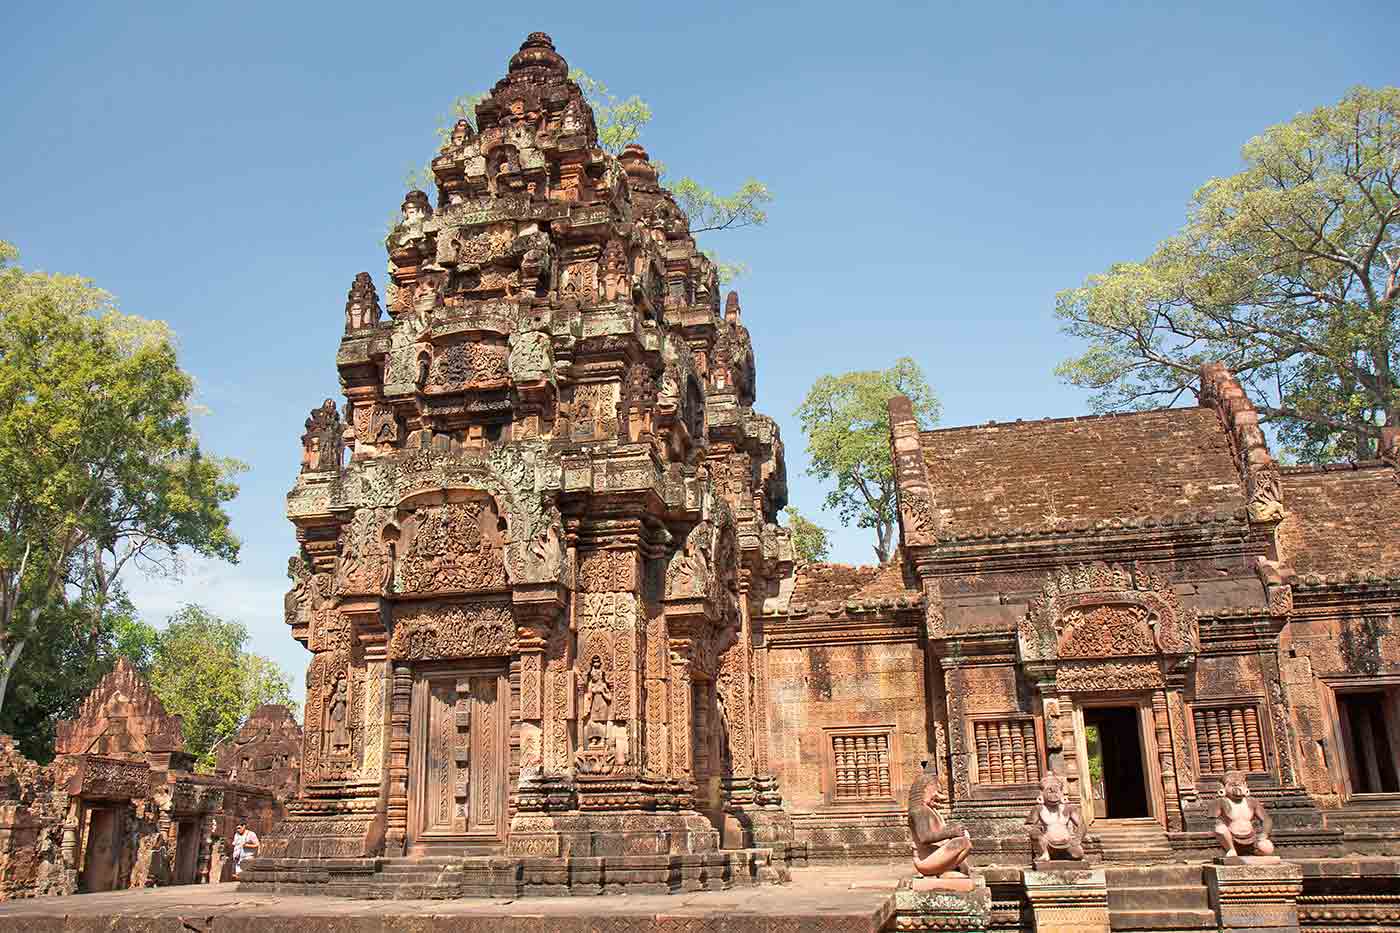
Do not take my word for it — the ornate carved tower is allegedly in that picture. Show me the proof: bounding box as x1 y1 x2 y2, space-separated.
266 34 795 882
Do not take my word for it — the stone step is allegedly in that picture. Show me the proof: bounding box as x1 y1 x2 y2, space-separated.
372 862 459 879
1108 908 1217 931
1106 865 1205 887
1107 884 1210 912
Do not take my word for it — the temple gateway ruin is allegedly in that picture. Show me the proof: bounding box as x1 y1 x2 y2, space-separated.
0 662 300 899
229 31 1400 929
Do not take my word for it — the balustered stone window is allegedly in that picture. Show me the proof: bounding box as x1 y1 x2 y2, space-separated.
1191 702 1267 774
825 728 895 802
972 717 1041 785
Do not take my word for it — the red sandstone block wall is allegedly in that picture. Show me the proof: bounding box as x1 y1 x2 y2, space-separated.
765 642 927 813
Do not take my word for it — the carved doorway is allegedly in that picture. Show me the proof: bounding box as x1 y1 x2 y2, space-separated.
1338 690 1400 795
1082 706 1150 819
174 819 200 883
1071 696 1164 827
408 665 508 853
79 806 123 892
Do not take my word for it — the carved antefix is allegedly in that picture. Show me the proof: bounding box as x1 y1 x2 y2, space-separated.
301 399 344 473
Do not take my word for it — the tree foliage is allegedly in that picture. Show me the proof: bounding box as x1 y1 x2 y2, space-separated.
405 69 772 284
796 359 940 565
782 507 831 564
146 605 296 769
1057 86 1400 462
0 242 243 715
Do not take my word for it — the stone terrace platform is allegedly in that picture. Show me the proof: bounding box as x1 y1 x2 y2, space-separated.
0 863 905 933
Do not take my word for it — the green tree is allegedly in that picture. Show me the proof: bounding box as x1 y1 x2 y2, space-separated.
783 506 832 564
1056 86 1400 462
404 70 772 283
0 588 151 763
796 358 940 565
148 605 296 768
0 242 243 714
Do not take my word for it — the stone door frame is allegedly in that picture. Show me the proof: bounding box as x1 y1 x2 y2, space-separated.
406 660 510 852
1068 693 1166 827
1320 674 1400 801
78 803 125 893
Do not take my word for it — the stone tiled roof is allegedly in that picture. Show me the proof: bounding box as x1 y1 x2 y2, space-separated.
1279 462 1400 583
918 407 1248 540
786 561 921 614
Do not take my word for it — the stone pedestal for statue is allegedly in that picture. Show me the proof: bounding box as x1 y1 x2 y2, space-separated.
1205 861 1303 932
1023 867 1111 933
892 874 991 932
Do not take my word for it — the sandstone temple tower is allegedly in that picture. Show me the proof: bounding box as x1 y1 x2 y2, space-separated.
262 34 795 889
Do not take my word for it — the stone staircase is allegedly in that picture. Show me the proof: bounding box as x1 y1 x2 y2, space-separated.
1093 817 1173 862
353 857 466 899
1105 865 1215 932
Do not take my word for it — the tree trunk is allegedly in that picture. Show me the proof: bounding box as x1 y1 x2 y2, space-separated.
0 637 26 716
873 521 892 565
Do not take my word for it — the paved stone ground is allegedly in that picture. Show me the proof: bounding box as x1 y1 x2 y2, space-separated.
0 862 907 932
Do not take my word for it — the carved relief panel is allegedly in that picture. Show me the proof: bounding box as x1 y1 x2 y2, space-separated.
394 499 508 595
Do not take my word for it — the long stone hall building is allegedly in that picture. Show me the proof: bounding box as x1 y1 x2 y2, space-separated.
238 32 1400 931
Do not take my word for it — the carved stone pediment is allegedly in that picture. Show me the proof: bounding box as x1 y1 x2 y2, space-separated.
1018 561 1199 663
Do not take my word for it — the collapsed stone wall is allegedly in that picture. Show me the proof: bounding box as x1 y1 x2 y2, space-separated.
0 736 72 900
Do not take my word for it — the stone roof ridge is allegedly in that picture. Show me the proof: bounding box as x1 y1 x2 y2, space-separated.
780 559 923 616
1280 458 1395 475
915 404 1188 437
1198 363 1285 523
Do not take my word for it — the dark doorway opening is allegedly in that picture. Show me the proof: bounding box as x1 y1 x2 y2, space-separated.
1339 691 1400 794
1083 706 1150 819
80 806 123 892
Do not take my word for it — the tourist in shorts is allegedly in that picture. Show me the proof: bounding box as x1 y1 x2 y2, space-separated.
232 821 259 877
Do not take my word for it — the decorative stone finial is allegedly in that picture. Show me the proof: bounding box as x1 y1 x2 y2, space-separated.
725 290 741 323
401 189 432 221
618 144 659 184
344 272 381 332
509 32 567 77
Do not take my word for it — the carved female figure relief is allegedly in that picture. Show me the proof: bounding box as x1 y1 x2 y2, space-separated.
582 656 612 748
328 674 351 755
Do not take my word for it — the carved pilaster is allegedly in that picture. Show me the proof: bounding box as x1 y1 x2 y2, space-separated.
384 662 412 856
1152 689 1183 831
668 638 695 780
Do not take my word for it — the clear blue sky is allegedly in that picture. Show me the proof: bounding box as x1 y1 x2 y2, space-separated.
3 0 1394 693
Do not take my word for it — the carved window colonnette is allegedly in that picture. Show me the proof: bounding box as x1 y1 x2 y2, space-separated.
1191 703 1267 774
825 727 895 802
971 716 1041 785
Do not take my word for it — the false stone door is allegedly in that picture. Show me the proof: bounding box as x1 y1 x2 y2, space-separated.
408 666 508 851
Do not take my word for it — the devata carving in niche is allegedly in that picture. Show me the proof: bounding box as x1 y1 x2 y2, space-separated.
907 761 972 878
1026 773 1084 861
328 674 350 755
1214 770 1275 857
582 656 612 747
